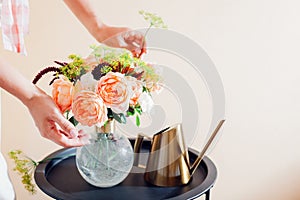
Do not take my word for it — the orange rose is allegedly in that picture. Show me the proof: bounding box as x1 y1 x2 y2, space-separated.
96 72 131 113
72 91 108 127
52 78 74 113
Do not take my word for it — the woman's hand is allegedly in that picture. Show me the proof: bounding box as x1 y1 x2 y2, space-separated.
96 25 146 57
0 57 90 147
25 87 90 147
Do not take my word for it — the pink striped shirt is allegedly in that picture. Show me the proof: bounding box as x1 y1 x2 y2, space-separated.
0 0 29 55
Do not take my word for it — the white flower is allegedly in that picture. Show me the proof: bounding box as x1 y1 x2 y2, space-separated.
125 76 143 106
138 92 154 113
80 72 98 91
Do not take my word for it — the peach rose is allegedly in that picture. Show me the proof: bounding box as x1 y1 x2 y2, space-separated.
52 78 74 113
96 72 132 113
72 91 108 127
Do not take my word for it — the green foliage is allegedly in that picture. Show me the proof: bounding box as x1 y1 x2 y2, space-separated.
100 65 113 74
139 10 168 29
117 52 134 68
59 54 86 81
8 150 37 194
90 45 134 73
89 44 115 58
127 105 142 126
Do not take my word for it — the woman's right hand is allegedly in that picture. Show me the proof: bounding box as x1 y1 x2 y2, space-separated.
25 86 90 147
96 25 147 57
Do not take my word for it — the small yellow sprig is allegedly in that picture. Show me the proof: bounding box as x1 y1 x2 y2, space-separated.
9 150 76 195
8 150 38 194
137 10 168 58
139 10 168 29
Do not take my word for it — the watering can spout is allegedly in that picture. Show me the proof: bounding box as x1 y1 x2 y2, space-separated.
189 119 226 176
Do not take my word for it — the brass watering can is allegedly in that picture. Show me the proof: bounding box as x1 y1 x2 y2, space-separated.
133 120 225 187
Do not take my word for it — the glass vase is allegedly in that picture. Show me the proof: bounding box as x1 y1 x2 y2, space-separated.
75 119 134 187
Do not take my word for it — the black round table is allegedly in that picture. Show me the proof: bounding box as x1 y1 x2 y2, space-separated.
34 139 217 200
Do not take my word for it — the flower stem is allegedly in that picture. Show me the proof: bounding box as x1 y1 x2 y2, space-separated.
137 24 153 59
105 137 109 170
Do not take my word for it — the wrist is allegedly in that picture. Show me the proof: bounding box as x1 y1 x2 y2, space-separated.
21 85 47 108
90 19 108 43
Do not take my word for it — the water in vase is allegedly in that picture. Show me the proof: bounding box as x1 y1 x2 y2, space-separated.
76 132 134 187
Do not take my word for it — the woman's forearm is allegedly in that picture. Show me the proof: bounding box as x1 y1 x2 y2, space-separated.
0 57 40 106
63 0 107 42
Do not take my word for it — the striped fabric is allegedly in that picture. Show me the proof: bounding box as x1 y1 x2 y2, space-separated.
0 0 29 55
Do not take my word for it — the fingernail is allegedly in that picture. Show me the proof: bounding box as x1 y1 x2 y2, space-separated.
70 129 78 138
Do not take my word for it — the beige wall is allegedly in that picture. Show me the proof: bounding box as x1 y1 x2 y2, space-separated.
1 0 300 199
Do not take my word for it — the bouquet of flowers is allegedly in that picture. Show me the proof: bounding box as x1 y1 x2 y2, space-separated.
31 41 166 188
33 45 163 127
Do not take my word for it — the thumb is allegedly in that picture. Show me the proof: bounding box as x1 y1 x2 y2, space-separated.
53 113 78 138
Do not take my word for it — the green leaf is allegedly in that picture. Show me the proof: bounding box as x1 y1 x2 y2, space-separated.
69 116 79 126
120 113 127 124
112 112 127 124
136 115 141 127
127 110 134 116
135 106 142 115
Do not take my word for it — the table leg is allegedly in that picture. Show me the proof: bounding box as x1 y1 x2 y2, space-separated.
205 189 210 200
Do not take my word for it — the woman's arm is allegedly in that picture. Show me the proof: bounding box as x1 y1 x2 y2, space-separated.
63 0 145 56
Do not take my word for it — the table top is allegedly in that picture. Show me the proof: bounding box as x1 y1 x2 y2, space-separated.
34 139 217 200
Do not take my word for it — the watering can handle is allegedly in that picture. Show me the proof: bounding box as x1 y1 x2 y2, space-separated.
133 133 152 166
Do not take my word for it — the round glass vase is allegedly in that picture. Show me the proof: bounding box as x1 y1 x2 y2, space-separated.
75 119 134 187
